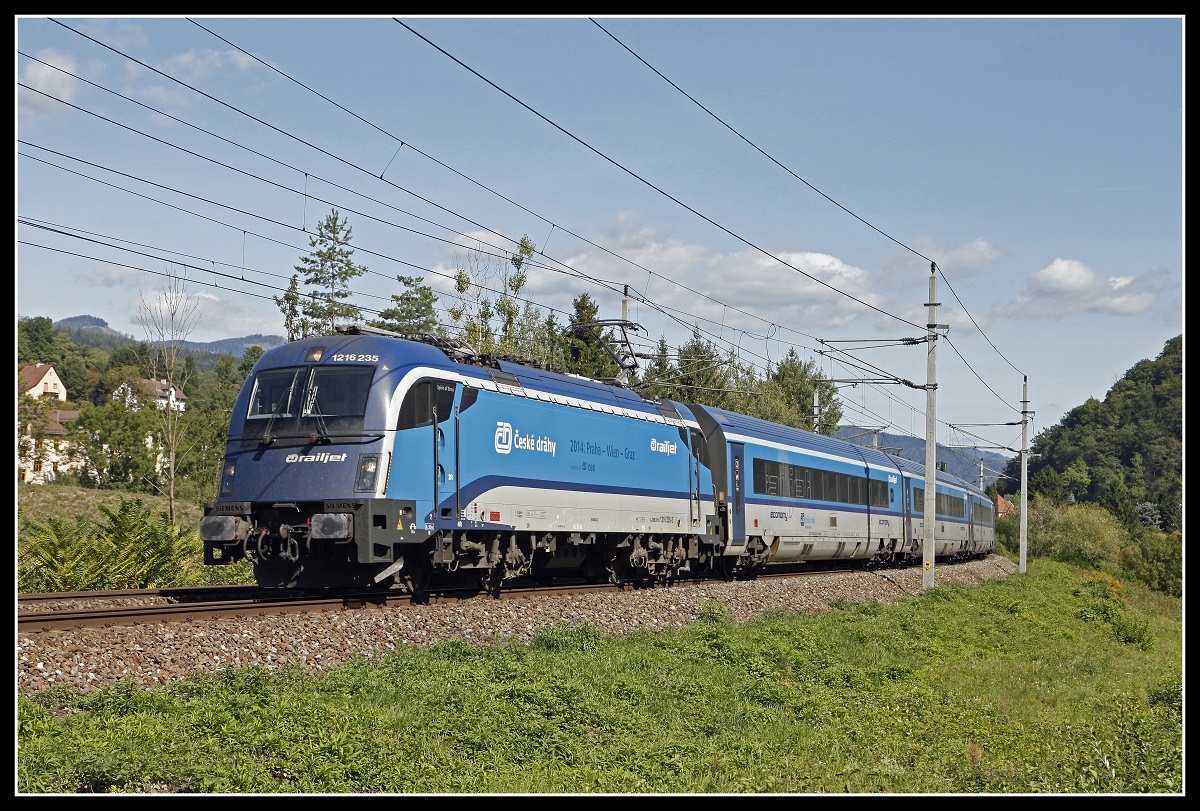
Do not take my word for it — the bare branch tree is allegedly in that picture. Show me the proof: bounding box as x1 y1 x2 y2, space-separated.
136 265 202 525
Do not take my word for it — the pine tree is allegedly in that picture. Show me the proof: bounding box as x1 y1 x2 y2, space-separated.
371 274 441 337
278 209 368 337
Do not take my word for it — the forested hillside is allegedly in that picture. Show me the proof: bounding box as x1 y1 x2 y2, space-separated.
52 315 284 373
997 335 1182 533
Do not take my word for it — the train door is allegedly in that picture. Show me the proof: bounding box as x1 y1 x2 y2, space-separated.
729 442 746 546
968 498 976 553
689 428 702 531
432 382 460 522
904 477 916 552
390 380 457 526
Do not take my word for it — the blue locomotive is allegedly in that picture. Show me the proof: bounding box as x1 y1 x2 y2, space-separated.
200 325 995 591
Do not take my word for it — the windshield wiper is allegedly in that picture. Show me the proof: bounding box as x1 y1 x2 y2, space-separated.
261 380 296 445
304 384 332 444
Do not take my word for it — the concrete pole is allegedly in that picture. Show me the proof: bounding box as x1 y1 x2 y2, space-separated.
1019 376 1030 574
923 263 940 591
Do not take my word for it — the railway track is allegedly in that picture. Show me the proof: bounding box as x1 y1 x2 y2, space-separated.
17 564 855 633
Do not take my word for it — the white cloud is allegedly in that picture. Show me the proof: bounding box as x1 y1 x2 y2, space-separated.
160 48 258 82
994 258 1168 319
78 19 149 51
93 263 144 289
17 49 80 122
880 236 1005 283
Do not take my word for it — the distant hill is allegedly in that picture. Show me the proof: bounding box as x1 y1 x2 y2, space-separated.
53 314 135 343
194 334 287 357
996 334 1181 532
53 315 285 359
833 427 1011 491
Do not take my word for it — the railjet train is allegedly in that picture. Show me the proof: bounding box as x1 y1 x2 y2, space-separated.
201 325 995 592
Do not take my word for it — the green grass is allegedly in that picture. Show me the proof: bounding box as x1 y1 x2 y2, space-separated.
18 482 206 535
16 558 1182 794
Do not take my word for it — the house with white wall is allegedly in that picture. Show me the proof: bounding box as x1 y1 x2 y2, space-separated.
18 363 82 484
111 378 187 412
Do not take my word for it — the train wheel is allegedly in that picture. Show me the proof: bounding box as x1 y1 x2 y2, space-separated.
401 554 433 596
606 553 631 587
481 563 505 597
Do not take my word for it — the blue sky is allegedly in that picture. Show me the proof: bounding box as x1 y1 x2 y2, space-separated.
16 15 1184 464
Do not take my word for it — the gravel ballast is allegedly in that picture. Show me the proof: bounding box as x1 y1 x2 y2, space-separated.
17 556 1019 696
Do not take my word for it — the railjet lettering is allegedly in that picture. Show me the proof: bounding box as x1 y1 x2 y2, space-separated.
495 421 556 457
650 438 677 456
285 452 348 463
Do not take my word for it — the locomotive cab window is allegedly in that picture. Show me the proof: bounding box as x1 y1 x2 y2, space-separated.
247 368 302 420
300 366 373 418
244 365 375 438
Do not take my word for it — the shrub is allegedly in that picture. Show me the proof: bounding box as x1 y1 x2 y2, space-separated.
1028 501 1124 570
1118 530 1182 597
1074 571 1152 651
18 495 255 592
995 512 1020 556
1077 570 1127 606
693 600 732 624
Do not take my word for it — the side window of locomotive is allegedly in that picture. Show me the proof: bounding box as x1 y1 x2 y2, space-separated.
247 368 302 419
434 382 455 424
397 381 457 429
689 428 708 467
458 386 479 413
398 381 434 429
303 366 374 418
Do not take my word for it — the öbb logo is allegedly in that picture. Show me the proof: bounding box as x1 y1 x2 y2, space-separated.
495 422 513 454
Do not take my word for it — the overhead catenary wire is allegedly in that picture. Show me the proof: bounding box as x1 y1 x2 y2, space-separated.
22 19 1020 446
393 17 924 333
167 24 850 357
589 18 1026 416
23 23 885 396
389 18 1026 452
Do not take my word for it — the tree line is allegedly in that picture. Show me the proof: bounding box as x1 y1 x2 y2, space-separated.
996 334 1182 535
17 208 1182 597
17 208 843 520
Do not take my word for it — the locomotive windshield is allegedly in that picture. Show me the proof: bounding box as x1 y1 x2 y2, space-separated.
243 365 375 439
247 368 302 420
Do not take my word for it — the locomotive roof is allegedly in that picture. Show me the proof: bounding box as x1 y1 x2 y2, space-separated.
321 325 685 424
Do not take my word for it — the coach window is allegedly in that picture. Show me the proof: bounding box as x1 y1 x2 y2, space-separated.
398 382 434 429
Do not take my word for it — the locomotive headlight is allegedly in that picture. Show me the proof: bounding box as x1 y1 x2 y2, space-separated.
311 512 353 540
218 459 237 496
355 453 382 492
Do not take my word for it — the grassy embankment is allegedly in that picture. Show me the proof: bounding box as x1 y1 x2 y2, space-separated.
16 488 1183 795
